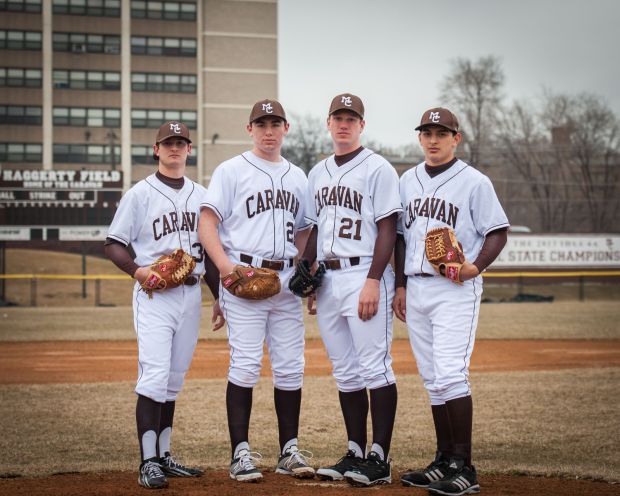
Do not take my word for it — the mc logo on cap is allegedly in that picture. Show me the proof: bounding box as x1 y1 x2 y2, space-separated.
170 122 182 134
415 107 460 133
329 93 364 119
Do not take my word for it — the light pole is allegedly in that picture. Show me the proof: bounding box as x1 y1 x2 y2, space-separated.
106 129 118 170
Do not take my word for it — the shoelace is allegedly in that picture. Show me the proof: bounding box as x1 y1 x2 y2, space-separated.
163 455 182 468
282 448 313 469
143 460 164 477
237 450 262 471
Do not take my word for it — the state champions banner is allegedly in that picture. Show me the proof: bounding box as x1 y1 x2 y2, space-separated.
492 234 620 268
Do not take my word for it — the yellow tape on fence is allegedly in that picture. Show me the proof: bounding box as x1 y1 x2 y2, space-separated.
1 272 619 280
0 274 132 280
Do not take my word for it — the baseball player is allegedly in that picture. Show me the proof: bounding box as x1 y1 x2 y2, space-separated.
198 99 314 482
395 107 509 495
104 121 207 489
298 93 401 486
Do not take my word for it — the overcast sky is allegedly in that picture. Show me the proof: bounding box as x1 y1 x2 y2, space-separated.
278 0 620 149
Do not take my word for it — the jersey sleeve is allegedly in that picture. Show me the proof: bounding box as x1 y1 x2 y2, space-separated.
304 168 318 225
202 162 235 221
294 170 312 231
370 159 402 222
470 176 510 235
107 187 142 246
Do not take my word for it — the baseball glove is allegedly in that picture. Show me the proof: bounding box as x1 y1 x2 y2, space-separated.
425 227 466 284
141 248 196 298
288 259 325 297
221 265 281 300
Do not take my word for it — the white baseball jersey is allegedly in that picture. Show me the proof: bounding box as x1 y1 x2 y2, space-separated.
399 159 509 275
306 149 401 392
107 173 207 402
203 151 310 263
108 173 207 273
305 149 402 260
201 151 310 390
399 159 508 404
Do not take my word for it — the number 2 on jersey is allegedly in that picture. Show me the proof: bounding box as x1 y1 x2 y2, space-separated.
339 217 362 241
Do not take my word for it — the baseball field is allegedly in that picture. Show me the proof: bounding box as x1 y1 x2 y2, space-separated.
0 250 619 495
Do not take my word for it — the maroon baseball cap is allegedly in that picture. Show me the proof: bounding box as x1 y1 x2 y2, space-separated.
156 121 191 143
415 107 459 133
328 93 364 119
249 99 287 123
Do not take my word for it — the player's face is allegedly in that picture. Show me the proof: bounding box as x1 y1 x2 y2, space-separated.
247 117 289 160
327 111 365 152
418 126 461 166
154 138 191 171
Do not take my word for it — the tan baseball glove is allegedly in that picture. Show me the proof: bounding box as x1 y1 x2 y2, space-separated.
220 265 281 300
140 248 196 298
425 227 466 284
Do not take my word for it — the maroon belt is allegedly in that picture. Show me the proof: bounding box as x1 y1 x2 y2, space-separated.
323 257 361 270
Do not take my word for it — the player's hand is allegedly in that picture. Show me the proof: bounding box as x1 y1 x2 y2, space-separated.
133 266 149 284
459 262 480 282
307 294 317 315
358 278 380 321
211 299 225 331
393 286 406 322
220 261 237 277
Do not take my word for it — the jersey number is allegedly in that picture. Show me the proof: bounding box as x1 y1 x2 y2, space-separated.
286 222 294 243
339 217 362 241
191 242 204 263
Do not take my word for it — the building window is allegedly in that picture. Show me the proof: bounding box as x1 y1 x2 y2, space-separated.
0 143 42 162
131 72 196 93
131 1 196 21
53 107 121 127
131 35 196 57
133 144 196 166
0 30 42 50
0 68 42 87
52 0 120 17
132 109 196 128
0 105 42 125
53 70 121 90
53 32 120 54
53 143 120 164
0 0 41 13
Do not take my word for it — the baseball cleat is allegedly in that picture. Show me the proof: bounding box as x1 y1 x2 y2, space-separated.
316 449 363 481
275 445 315 478
344 451 391 486
159 452 204 477
428 460 480 495
229 448 263 482
138 458 168 489
401 450 451 487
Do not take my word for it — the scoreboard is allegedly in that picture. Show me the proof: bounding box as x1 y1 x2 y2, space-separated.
0 168 123 240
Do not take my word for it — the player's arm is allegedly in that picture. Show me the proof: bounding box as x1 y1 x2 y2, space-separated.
300 225 318 264
460 228 508 281
104 238 149 284
359 213 397 321
198 207 236 276
294 226 312 258
392 234 406 322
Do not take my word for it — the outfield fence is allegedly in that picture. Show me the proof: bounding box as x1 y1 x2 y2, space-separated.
1 271 620 306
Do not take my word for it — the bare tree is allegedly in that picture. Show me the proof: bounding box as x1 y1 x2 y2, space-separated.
281 113 331 173
440 56 504 167
496 101 571 231
496 92 620 232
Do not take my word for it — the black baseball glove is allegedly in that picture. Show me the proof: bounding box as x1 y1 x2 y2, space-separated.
288 259 325 297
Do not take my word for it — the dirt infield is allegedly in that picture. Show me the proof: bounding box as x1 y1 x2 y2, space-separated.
0 338 619 385
2 338 619 496
1 469 619 496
